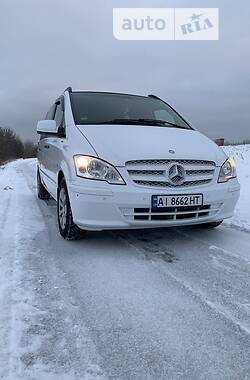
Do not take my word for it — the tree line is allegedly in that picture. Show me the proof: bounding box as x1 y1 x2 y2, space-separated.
0 127 37 165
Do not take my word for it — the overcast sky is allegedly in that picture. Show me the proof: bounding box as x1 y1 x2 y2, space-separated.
0 0 249 143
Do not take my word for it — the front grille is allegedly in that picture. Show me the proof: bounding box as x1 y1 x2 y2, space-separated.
134 205 211 221
133 179 212 188
128 170 164 176
120 203 222 222
186 169 214 175
127 159 215 166
126 159 216 188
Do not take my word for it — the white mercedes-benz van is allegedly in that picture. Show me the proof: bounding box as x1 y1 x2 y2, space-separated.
37 87 240 240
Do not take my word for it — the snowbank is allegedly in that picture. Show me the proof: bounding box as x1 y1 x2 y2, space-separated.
223 144 250 231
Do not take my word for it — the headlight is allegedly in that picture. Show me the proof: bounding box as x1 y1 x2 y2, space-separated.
218 157 237 183
74 155 125 185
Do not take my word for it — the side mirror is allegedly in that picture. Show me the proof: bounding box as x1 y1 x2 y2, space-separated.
37 120 58 135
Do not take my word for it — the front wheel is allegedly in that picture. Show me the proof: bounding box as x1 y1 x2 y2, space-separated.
57 178 85 240
195 221 223 229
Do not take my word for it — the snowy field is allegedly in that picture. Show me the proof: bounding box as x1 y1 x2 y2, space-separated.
0 145 249 379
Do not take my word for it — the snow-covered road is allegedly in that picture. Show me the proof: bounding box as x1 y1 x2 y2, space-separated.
0 152 249 380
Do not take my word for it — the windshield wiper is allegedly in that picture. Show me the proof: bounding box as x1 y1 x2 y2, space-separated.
137 119 189 129
96 118 147 125
94 118 188 129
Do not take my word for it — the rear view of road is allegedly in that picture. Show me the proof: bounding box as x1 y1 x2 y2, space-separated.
0 159 249 380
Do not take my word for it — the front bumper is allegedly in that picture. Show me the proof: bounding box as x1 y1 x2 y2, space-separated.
68 177 240 231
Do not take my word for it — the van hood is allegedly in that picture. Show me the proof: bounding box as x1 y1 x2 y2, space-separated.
76 125 227 166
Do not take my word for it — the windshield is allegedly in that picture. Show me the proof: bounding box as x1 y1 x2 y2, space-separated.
70 92 191 129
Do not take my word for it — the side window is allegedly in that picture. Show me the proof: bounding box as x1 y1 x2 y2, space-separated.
40 99 65 141
40 104 56 140
46 104 56 120
54 103 64 128
54 99 66 137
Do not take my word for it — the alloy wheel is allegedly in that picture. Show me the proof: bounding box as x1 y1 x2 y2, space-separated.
58 187 67 230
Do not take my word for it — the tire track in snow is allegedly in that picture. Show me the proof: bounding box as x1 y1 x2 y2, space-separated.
15 160 107 380
23 159 250 338
0 164 22 378
118 229 250 337
20 159 250 379
0 196 11 233
174 226 250 263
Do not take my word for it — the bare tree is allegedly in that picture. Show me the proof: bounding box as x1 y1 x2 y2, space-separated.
0 127 23 164
0 127 37 164
22 140 37 159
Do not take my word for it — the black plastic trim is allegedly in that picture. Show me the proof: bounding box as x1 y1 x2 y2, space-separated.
64 86 72 93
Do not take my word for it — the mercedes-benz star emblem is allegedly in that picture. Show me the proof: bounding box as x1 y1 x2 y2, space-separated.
168 164 186 186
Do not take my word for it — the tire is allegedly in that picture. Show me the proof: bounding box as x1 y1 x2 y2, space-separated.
195 221 223 229
37 168 50 200
57 178 85 240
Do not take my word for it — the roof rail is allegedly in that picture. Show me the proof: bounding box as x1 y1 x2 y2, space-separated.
64 86 72 93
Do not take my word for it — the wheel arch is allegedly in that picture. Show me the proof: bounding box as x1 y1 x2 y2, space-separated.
58 170 65 188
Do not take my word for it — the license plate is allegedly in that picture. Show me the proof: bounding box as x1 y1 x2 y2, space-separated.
152 194 203 208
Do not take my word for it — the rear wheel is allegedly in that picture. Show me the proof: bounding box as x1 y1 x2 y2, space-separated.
57 178 85 240
37 168 50 200
196 221 223 229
